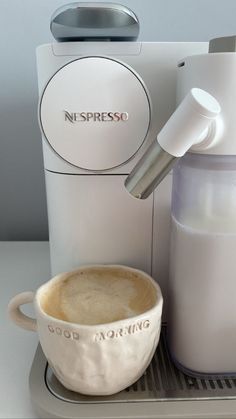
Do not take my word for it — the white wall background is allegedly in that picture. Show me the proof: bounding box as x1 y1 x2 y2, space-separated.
1 0 236 240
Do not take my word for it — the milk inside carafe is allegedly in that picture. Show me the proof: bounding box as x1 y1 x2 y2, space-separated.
168 153 236 376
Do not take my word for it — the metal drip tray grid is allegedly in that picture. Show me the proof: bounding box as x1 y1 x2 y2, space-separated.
45 326 236 404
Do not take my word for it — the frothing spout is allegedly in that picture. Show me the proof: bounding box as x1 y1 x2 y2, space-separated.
125 88 221 199
125 141 178 199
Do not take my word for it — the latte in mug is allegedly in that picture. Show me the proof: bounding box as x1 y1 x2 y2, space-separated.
41 267 157 325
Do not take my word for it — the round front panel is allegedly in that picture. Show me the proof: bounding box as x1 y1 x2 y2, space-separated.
40 57 150 171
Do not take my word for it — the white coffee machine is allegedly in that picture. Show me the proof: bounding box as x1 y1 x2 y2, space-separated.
31 3 236 418
37 2 207 312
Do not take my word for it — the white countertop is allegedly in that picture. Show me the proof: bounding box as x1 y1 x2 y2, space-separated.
1 242 50 419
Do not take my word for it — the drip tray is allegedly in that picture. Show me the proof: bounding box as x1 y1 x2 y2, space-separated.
46 327 236 403
29 326 236 418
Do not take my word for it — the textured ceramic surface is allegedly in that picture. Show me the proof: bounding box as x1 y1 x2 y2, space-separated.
8 265 163 395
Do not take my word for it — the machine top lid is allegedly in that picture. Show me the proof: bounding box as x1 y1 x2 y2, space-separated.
50 2 139 42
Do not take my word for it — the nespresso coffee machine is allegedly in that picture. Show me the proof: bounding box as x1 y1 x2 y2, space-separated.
30 2 236 417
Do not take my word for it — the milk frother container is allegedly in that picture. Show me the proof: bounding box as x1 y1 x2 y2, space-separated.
127 37 236 376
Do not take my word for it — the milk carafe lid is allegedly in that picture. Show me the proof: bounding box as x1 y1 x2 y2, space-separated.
50 2 139 41
174 35 236 156
126 35 236 200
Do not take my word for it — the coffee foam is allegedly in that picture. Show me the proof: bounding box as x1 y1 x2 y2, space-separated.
41 268 157 325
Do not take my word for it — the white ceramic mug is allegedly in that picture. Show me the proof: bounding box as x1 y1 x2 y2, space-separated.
8 265 163 396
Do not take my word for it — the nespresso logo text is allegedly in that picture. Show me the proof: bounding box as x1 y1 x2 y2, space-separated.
64 111 129 123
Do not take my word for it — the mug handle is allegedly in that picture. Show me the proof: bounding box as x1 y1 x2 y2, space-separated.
8 292 37 332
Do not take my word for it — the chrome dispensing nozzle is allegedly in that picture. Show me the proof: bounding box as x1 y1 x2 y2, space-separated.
125 88 221 199
124 142 177 199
